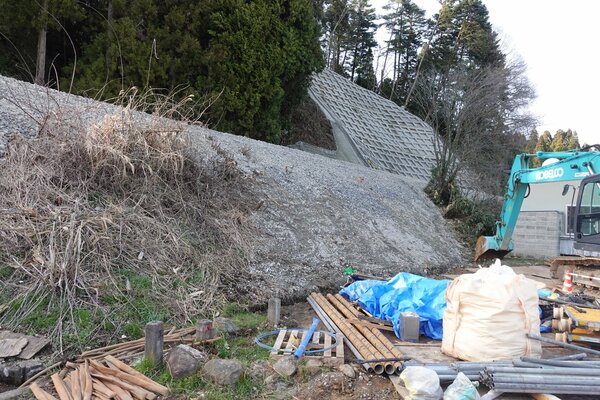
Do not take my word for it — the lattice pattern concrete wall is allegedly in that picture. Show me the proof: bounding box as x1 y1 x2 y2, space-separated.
309 68 436 181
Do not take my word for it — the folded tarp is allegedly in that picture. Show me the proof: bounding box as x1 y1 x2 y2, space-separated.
339 272 448 340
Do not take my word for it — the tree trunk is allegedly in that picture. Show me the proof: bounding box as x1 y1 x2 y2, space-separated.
34 0 49 85
105 0 113 83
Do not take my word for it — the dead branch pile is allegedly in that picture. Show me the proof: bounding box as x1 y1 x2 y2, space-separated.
0 90 255 350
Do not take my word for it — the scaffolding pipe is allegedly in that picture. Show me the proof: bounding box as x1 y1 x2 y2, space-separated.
527 333 600 356
520 357 600 369
485 366 600 376
491 382 600 394
489 374 600 385
310 293 385 374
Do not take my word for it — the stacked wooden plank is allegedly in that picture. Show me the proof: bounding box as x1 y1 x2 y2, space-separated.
77 327 197 362
29 355 169 400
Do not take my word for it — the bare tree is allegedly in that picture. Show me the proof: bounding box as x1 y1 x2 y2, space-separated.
412 59 536 203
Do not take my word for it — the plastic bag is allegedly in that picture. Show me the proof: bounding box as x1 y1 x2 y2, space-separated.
340 272 448 339
443 372 480 400
400 366 443 400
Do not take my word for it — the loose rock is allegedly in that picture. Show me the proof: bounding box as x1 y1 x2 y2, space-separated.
339 364 356 379
273 356 298 377
0 359 43 385
203 358 243 386
166 344 206 379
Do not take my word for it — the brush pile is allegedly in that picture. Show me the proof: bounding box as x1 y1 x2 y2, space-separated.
0 90 255 351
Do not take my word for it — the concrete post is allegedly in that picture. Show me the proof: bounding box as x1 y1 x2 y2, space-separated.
196 319 213 341
144 321 164 367
268 297 281 326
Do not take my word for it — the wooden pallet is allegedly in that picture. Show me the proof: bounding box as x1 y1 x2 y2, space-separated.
270 329 344 367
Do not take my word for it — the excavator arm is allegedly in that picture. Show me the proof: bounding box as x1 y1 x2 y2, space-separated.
474 150 600 261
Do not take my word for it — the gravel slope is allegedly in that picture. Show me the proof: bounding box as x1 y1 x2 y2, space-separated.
0 75 465 303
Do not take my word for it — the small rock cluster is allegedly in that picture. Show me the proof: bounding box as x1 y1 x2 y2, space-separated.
165 317 244 386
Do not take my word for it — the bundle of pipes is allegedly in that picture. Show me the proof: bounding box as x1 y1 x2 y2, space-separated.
480 357 600 395
401 353 591 383
402 361 513 382
307 292 405 375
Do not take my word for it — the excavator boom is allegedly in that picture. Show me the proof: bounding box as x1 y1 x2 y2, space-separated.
474 149 600 261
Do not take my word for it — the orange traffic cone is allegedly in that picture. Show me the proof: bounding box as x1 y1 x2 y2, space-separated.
562 270 573 293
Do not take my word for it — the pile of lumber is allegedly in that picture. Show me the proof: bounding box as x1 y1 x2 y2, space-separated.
29 355 169 400
78 327 196 362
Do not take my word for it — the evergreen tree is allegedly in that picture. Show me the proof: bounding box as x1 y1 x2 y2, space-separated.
380 0 428 103
323 0 351 74
347 0 377 88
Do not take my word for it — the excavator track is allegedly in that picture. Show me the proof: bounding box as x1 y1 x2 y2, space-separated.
547 256 600 280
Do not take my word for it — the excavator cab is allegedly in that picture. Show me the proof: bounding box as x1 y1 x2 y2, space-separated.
574 174 600 255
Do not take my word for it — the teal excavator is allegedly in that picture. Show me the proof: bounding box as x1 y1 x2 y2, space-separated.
474 146 600 262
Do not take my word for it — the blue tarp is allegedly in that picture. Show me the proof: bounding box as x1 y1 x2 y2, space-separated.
339 272 449 340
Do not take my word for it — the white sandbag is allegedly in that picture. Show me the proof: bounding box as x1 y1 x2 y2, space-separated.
441 259 542 361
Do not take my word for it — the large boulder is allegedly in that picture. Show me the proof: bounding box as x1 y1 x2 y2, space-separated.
166 344 206 379
202 358 243 386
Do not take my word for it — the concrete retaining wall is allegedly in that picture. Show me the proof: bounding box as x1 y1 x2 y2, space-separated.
512 211 562 258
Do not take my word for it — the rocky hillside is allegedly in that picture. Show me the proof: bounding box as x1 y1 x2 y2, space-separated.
0 76 465 304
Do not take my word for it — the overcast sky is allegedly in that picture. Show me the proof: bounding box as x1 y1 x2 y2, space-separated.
371 0 599 145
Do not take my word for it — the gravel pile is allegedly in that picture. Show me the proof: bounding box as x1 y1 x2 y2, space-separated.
0 75 465 304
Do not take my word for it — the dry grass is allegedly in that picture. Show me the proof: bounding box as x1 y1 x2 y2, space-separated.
0 89 255 353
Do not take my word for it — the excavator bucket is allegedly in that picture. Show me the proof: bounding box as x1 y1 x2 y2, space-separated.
474 235 510 262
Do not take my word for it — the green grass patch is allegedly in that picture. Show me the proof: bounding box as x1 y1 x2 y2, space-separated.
0 264 14 280
136 357 263 399
221 303 266 331
208 336 269 363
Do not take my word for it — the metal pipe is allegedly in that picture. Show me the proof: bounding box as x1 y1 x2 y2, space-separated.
550 352 587 360
527 333 600 356
311 293 385 374
491 382 600 394
326 293 396 374
330 293 405 374
511 361 547 369
520 357 600 369
485 367 600 376
307 296 370 372
490 374 600 385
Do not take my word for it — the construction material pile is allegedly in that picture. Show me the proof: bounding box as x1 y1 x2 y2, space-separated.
307 292 404 375
480 356 600 395
30 355 169 400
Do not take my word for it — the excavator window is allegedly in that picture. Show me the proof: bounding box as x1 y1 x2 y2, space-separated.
578 180 600 236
